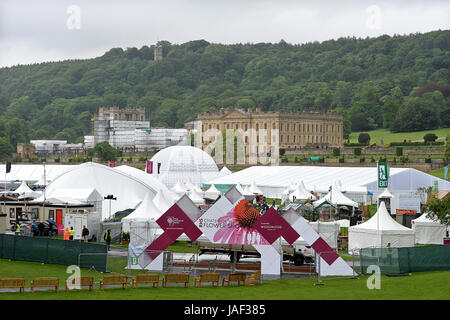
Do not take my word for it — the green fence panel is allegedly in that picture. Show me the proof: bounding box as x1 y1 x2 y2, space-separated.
360 245 450 274
407 245 450 272
0 235 108 271
78 241 108 272
47 238 80 266
0 234 16 260
14 236 48 263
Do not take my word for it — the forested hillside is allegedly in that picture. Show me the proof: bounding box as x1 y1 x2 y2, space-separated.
0 30 449 157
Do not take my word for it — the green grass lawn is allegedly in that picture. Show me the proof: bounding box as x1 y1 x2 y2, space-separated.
428 166 448 180
0 258 449 300
349 128 450 145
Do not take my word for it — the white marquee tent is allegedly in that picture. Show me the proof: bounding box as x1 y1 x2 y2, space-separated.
248 181 263 195
289 182 315 202
0 164 74 183
122 192 162 233
313 187 359 208
43 162 165 219
153 189 176 213
348 202 415 252
188 189 205 205
13 181 41 199
411 213 447 245
171 181 188 195
208 166 450 206
203 184 221 200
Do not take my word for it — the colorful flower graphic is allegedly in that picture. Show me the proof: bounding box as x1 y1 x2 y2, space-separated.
213 199 269 245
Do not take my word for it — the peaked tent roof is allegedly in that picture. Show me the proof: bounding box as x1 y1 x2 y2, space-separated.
412 213 443 225
378 188 394 199
248 181 263 195
14 181 34 194
123 192 162 222
289 182 315 201
313 187 358 208
153 188 175 213
188 189 205 205
204 184 221 200
351 202 413 233
171 180 188 195
219 166 232 176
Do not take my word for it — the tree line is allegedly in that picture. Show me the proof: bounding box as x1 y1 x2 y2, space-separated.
0 30 449 160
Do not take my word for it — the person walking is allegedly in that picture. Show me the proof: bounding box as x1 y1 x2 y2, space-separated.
69 227 75 240
64 227 70 240
82 226 89 242
48 222 54 237
37 222 45 237
104 229 112 250
15 222 21 236
31 220 37 237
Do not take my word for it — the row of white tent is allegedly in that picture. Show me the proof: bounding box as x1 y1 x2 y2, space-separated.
348 201 447 251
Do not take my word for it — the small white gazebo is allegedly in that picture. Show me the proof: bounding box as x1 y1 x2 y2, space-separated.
411 213 446 245
348 202 415 252
248 181 263 195
203 184 221 201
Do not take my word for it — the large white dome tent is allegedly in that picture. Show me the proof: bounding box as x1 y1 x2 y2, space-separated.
149 146 220 189
43 162 165 219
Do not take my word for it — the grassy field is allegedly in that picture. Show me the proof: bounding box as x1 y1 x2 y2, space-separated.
349 128 449 145
428 166 448 179
0 258 449 300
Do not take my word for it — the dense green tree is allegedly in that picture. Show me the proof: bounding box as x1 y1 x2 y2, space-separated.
0 137 14 161
0 31 448 149
87 141 119 161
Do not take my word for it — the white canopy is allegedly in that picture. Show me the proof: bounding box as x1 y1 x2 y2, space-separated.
171 181 188 195
122 192 162 232
313 187 358 208
219 166 232 176
203 184 221 200
184 179 203 193
241 185 253 196
289 182 315 201
188 189 205 205
248 181 263 195
42 162 164 219
348 202 415 252
13 181 41 199
153 188 176 213
208 166 450 200
411 213 446 245
378 188 394 199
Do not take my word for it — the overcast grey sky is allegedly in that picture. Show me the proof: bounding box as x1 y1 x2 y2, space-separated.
0 0 449 68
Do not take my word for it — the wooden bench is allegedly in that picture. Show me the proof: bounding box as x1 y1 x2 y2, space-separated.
0 278 25 293
193 273 220 288
222 273 247 287
131 274 160 288
65 276 94 292
246 271 261 286
162 273 190 288
30 277 59 293
99 275 128 290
